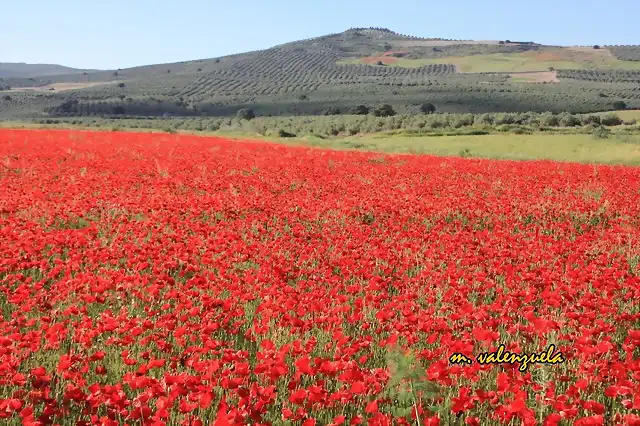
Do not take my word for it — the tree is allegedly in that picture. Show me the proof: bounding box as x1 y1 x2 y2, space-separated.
323 106 341 116
236 108 255 120
278 129 296 138
601 113 622 126
351 105 369 115
420 103 436 114
593 45 601 49
373 104 396 117
583 115 601 126
118 83 126 88
613 101 627 110
56 99 79 114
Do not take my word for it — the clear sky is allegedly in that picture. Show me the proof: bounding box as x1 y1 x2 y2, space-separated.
4 0 639 70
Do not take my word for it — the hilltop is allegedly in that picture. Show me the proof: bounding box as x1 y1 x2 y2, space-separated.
1 28 640 119
0 62 96 79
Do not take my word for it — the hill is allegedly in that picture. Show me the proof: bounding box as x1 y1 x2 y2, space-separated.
1 28 640 119
0 62 96 79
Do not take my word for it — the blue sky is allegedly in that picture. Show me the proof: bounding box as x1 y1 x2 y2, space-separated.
4 0 639 70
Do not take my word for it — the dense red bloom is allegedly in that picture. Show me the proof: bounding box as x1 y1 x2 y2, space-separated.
1 129 639 424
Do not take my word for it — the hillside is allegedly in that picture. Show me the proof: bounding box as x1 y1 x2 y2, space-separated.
0 62 95 79
2 28 640 119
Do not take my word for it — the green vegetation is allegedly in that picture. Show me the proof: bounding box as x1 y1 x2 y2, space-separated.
236 108 255 120
4 114 640 165
2 29 640 119
340 47 640 72
8 110 639 136
556 68 640 82
606 45 640 62
595 109 640 122
0 62 93 78
355 133 640 165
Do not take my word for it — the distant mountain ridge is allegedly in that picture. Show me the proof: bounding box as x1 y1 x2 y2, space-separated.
2 27 640 119
0 62 97 79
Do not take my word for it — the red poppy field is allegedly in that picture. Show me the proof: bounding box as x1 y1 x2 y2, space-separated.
1 129 640 426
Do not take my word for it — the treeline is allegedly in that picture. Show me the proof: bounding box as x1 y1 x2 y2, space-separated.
606 45 640 62
556 69 640 83
35 111 634 137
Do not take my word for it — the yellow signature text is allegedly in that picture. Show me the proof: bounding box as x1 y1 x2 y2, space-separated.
449 344 565 371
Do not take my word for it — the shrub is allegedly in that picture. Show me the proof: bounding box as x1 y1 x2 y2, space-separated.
601 113 622 126
419 103 436 114
459 148 472 158
558 113 579 127
592 127 611 139
474 113 494 126
540 112 559 127
236 108 255 120
278 129 296 138
582 115 601 126
612 101 627 110
347 125 360 135
323 106 341 116
351 105 369 115
373 104 396 117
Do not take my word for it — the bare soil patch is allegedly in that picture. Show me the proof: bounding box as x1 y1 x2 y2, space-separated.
361 56 399 65
10 82 112 92
394 40 502 48
508 71 558 83
566 46 615 58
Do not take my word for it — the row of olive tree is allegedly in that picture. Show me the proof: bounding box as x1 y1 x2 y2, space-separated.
237 103 437 120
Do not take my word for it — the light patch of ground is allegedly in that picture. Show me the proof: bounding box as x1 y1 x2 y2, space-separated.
338 46 640 72
394 40 503 47
594 109 640 121
10 82 113 92
566 46 615 58
508 71 559 83
361 56 399 65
